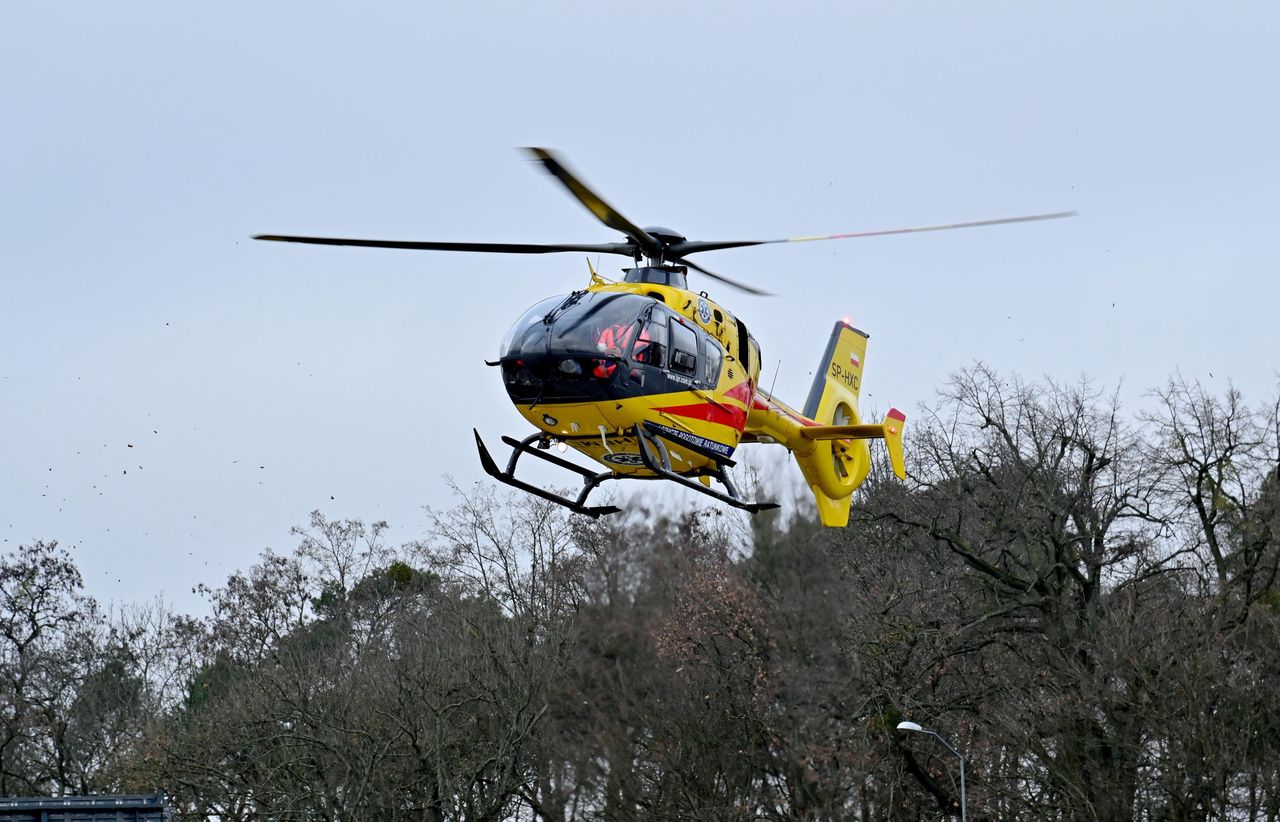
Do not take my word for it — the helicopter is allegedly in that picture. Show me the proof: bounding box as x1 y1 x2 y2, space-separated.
256 148 1073 527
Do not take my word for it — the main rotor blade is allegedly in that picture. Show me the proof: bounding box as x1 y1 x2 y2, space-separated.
670 210 1078 256
673 256 773 297
254 235 638 256
524 148 662 258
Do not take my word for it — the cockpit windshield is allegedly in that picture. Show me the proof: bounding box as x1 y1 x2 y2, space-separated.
501 291 653 360
500 294 567 358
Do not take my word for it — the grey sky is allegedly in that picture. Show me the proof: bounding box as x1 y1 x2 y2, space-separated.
2 1 1277 613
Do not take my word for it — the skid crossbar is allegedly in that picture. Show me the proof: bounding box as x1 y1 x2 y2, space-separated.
474 430 622 518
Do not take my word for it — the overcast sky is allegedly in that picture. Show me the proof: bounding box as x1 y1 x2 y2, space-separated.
2 1 1277 613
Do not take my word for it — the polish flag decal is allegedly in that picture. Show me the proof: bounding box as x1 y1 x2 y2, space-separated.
849 352 861 368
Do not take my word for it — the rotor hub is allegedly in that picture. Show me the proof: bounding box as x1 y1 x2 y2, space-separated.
641 226 687 246
622 266 688 291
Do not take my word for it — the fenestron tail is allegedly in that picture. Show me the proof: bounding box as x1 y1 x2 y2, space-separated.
798 408 907 480
746 320 906 527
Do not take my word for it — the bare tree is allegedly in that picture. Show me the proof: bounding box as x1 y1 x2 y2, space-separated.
20 369 1276 820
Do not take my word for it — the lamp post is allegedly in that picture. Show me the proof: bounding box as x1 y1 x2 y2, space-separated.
896 720 967 822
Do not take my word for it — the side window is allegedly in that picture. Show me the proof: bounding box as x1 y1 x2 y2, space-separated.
736 318 751 371
632 316 668 368
703 337 723 385
669 320 699 376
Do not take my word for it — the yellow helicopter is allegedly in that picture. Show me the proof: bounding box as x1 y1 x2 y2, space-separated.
256 149 1072 526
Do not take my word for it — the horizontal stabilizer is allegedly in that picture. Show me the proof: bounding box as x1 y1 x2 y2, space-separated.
798 408 907 479
799 424 890 441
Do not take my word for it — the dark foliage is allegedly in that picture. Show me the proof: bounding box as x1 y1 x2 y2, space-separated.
5 371 1279 819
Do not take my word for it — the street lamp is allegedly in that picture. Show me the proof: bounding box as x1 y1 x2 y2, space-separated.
896 720 968 822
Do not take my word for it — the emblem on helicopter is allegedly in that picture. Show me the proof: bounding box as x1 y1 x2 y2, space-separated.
697 297 712 324
603 452 647 466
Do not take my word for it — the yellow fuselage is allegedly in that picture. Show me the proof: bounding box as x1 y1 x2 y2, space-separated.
502 279 761 478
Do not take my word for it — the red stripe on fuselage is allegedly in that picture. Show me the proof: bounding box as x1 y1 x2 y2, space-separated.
654 402 748 431
724 381 755 404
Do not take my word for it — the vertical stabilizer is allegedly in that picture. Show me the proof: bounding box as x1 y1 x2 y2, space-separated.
803 321 869 422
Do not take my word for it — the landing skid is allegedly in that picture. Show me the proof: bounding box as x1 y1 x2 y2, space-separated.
473 427 779 519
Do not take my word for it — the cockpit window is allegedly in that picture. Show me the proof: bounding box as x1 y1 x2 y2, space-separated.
632 314 668 367
501 292 653 360
669 319 699 377
594 320 638 358
548 293 650 355
500 294 567 358
703 337 723 385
